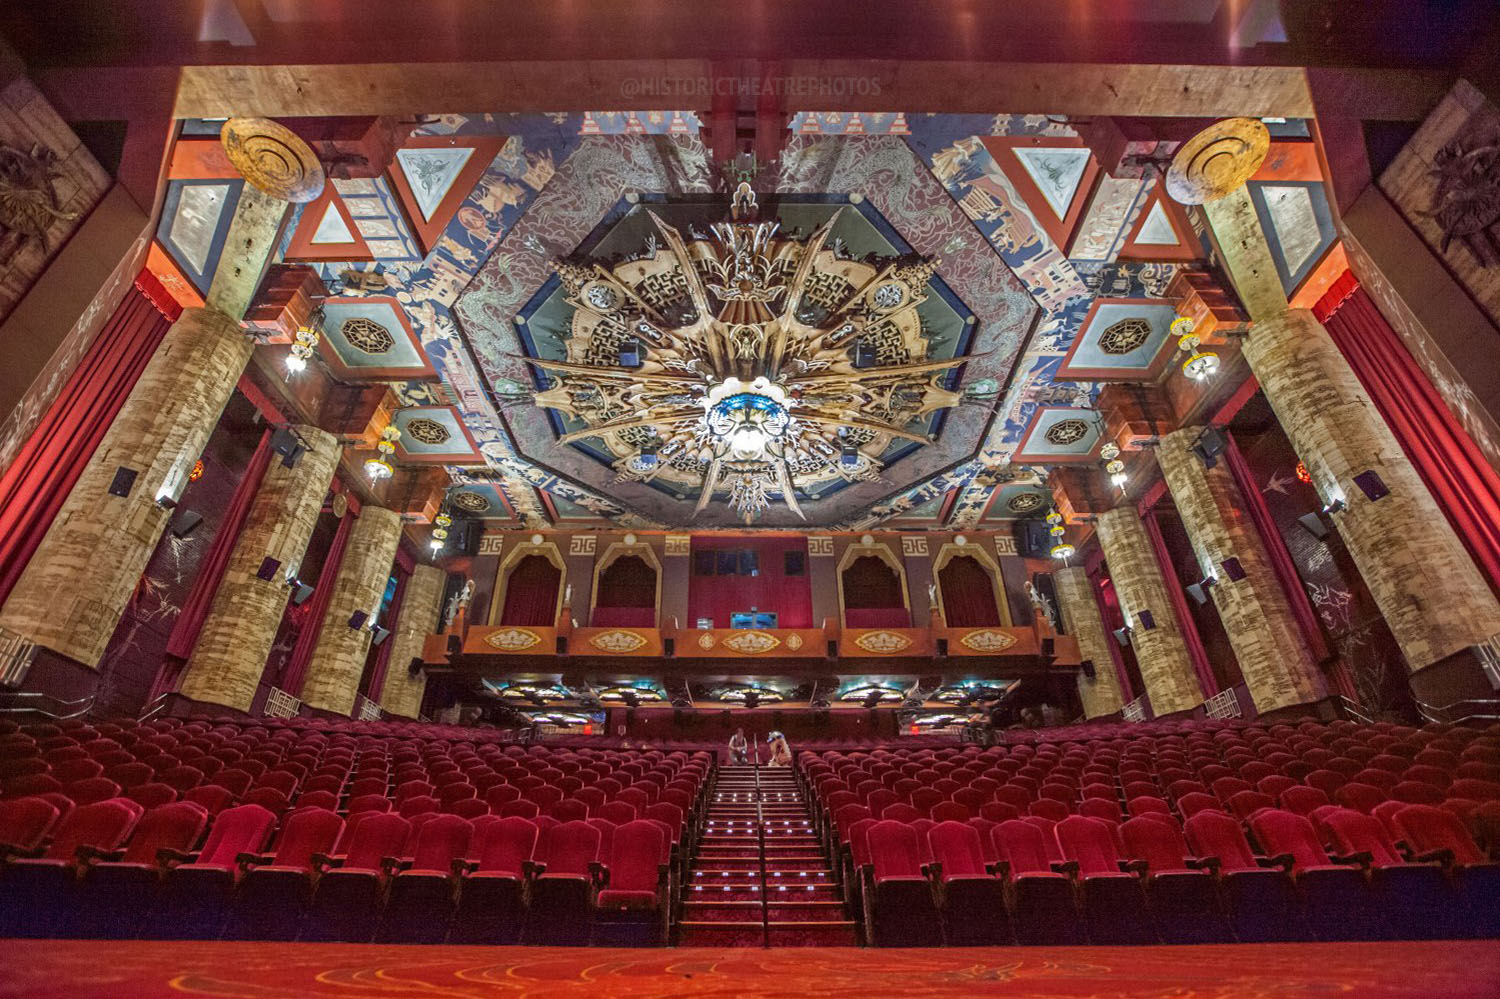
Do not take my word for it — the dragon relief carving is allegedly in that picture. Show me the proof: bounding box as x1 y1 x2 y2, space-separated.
0 142 78 266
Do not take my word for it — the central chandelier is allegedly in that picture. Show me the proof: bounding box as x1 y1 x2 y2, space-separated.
528 185 964 522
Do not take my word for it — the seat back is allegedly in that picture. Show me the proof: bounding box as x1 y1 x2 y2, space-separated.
1182 809 1259 872
927 820 987 880
597 801 636 825
473 816 538 874
407 814 472 872
992 819 1052 877
118 801 209 866
540 819 601 876
1120 815 1192 872
605 820 666 892
271 807 345 870
930 801 971 823
1393 803 1488 866
342 812 412 871
867 820 924 882
195 803 277 867
43 799 140 861
1055 815 1122 875
1249 809 1333 871
1321 808 1404 868
1279 785 1329 816
0 796 60 852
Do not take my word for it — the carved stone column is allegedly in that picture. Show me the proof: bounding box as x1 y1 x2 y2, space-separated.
299 506 402 715
0 307 253 667
1242 312 1500 670
1054 566 1126 719
378 563 445 719
177 425 340 710
1157 425 1327 713
1096 507 1205 716
1170 118 1500 680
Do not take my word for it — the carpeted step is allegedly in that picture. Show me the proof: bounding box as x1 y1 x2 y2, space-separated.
675 921 764 947
766 921 860 946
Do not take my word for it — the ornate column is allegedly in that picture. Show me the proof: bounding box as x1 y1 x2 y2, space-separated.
299 506 402 715
1096 507 1205 716
1054 566 1126 719
0 307 253 667
177 425 340 710
1169 119 1500 679
1157 426 1327 713
378 563 445 719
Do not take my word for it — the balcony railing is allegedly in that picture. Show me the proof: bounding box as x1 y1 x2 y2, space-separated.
1204 687 1242 720
354 694 383 721
1121 696 1147 723
264 686 302 719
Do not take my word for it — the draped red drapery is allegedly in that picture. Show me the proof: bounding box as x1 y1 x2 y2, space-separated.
1318 276 1500 599
163 428 273 661
500 554 562 626
591 555 657 627
282 511 355 695
842 555 909 628
0 285 173 607
938 556 1002 627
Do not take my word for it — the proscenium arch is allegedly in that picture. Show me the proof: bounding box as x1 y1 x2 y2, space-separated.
489 540 568 628
589 540 663 627
932 541 1013 628
835 539 910 629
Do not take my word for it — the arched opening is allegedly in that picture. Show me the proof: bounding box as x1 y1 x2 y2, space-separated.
842 555 909 628
938 555 1003 627
499 554 562 626
592 554 657 627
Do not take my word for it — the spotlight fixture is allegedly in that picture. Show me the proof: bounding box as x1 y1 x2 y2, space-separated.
1112 626 1132 648
271 427 307 469
1190 427 1227 469
1297 511 1330 540
1186 577 1217 605
290 581 315 606
365 426 399 480
370 626 391 646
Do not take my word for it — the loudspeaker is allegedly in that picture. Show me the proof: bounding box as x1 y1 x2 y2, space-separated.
291 582 315 606
256 557 282 581
1013 519 1051 559
1191 427 1227 469
738 550 759 576
936 638 948 657
169 509 204 538
617 337 641 367
370 626 390 646
1041 637 1055 657
1080 659 1096 679
446 634 463 655
453 518 481 557
108 466 138 498
784 550 806 576
1354 470 1390 502
1186 582 1209 605
1138 610 1156 630
1297 512 1329 540
853 342 876 368
1221 557 1246 582
270 427 305 468
407 656 424 677
348 610 368 629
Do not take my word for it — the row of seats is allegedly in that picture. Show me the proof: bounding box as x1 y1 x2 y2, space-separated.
0 716 713 944
802 718 1500 944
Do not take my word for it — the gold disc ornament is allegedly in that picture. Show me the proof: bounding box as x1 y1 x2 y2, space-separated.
220 117 326 203
1165 117 1271 206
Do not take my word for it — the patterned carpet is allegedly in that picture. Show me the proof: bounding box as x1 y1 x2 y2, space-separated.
0 941 1497 998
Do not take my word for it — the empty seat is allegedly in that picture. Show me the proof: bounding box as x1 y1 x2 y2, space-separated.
303 811 412 942
1393 803 1500 938
0 798 142 937
526 820 602 945
64 800 210 939
223 806 346 940
593 819 670 945
1319 807 1454 940
1054 815 1153 944
1183 808 1306 942
451 816 538 945
992 819 1082 945
926 820 1008 945
1248 809 1378 941
862 820 941 946
142 802 278 939
1119 816 1226 943
377 813 473 942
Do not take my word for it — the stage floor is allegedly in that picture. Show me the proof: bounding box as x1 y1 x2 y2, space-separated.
0 940 1496 998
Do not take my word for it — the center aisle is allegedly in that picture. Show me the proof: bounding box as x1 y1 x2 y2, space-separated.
677 762 858 946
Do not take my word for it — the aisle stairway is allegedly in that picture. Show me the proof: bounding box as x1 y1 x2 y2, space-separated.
677 763 857 946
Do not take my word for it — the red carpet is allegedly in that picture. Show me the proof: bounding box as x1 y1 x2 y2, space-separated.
0 941 1496 998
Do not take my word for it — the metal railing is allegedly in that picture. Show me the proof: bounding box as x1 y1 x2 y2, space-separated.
263 686 302 719
0 629 36 688
354 694 383 721
1414 696 1500 726
1337 695 1375 724
1121 696 1147 722
0 689 96 719
1203 687 1242 720
750 742 771 949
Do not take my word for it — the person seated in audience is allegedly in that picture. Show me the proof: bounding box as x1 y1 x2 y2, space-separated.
729 728 749 764
768 731 792 766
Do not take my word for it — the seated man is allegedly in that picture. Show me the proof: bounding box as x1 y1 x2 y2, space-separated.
728 728 749 764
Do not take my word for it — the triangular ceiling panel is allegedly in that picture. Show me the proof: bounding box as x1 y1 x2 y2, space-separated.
386 136 503 254
1118 182 1200 263
284 185 374 262
981 137 1101 253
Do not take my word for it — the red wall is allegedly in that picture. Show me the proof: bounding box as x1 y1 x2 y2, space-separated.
687 536 813 628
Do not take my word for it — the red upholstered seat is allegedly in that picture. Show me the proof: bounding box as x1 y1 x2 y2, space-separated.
1054 815 1153 944
527 819 602 945
594 820 670 944
0 796 61 855
304 811 411 943
926 820 1008 944
452 816 538 944
223 806 345 940
991 819 1081 944
141 803 277 939
862 820 941 946
378 813 473 943
1119 815 1225 943
1320 807 1454 939
1248 809 1378 941
0 797 141 936
597 801 636 826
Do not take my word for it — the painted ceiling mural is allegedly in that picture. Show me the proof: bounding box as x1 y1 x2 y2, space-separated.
150 111 1338 531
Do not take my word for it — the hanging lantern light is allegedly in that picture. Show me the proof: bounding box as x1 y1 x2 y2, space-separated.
430 512 452 552
286 323 320 374
1171 315 1219 381
365 426 399 480
1046 510 1075 560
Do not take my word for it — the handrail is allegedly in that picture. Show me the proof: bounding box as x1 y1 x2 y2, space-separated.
751 736 770 949
1413 695 1500 725
138 690 172 722
1337 695 1375 724
0 689 97 720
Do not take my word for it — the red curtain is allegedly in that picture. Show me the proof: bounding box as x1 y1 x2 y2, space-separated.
938 556 1002 627
842 556 909 628
1319 277 1500 599
365 560 409 703
1141 508 1218 699
0 286 171 606
163 428 272 661
282 510 355 695
591 555 656 627
500 555 562 626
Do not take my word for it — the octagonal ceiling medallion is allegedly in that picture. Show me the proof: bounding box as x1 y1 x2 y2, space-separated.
525 186 966 523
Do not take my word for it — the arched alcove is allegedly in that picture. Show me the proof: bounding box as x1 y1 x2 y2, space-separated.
591 545 660 627
499 554 563 626
937 555 1004 627
840 550 909 628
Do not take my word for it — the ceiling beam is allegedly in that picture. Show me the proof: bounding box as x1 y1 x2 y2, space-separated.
164 60 1433 121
